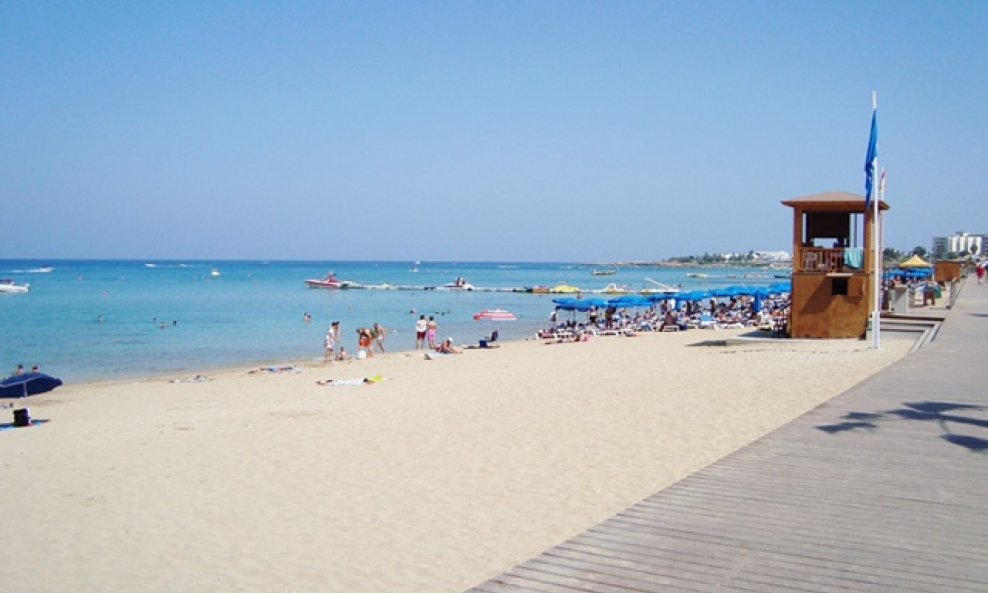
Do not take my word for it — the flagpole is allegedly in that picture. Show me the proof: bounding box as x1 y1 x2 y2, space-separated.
871 91 880 349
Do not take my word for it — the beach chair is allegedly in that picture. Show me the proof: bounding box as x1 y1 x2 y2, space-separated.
479 330 500 349
698 314 715 329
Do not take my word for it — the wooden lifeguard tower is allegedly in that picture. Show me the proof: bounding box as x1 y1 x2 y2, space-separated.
782 191 890 339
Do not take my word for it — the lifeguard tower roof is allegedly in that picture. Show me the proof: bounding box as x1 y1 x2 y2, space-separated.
782 191 889 213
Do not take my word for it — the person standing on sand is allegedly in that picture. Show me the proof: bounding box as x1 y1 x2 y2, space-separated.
323 327 336 363
415 315 427 349
373 322 386 353
427 316 438 349
357 327 373 358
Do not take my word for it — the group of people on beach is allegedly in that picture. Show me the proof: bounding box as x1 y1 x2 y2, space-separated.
539 294 793 341
9 363 40 377
323 321 386 363
412 314 462 354
414 314 441 349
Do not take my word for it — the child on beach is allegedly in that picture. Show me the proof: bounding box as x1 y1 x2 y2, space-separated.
427 316 438 349
357 327 373 358
324 328 336 362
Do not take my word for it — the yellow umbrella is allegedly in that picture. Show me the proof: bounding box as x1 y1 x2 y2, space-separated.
899 254 932 269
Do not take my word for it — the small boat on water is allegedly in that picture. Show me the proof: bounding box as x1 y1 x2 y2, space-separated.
599 282 632 294
549 284 581 294
591 267 617 276
305 272 363 289
438 277 475 291
210 268 221 277
6 265 54 274
641 277 681 295
686 273 709 279
0 279 30 294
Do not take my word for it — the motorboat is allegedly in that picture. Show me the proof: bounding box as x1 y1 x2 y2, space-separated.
0 279 30 294
439 277 475 291
210 268 221 277
591 267 617 276
305 272 363 289
305 272 343 289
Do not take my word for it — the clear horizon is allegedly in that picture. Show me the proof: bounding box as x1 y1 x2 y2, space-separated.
3 2 985 261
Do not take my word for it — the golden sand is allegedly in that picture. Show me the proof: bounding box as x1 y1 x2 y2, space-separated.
0 329 914 592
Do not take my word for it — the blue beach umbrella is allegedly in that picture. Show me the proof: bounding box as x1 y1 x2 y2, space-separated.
753 292 764 313
0 372 63 399
607 295 650 308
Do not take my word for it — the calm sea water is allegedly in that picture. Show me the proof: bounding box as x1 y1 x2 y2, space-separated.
0 260 777 383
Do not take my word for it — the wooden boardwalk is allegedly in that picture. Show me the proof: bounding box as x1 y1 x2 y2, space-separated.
466 282 988 593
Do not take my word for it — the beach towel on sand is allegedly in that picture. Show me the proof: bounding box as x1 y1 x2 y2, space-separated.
249 365 303 374
316 375 385 387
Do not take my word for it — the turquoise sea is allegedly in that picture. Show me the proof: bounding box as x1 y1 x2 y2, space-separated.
0 260 778 383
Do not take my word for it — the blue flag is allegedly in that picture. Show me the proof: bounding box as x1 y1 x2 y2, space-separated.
864 107 878 209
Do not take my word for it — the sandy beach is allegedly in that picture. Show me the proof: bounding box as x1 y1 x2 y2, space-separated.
1 329 915 593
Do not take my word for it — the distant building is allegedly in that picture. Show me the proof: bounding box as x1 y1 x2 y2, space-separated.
752 250 792 262
717 251 791 262
932 232 985 258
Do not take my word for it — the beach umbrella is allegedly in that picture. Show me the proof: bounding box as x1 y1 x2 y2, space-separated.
472 309 516 322
899 254 932 269
607 295 650 308
473 309 516 338
0 372 63 399
753 291 764 313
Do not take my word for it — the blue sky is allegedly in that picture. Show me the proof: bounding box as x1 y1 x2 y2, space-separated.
2 1 986 262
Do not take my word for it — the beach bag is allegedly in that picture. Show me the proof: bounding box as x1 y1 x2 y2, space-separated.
13 408 31 427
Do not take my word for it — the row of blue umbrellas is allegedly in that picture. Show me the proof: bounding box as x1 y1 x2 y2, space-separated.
552 283 792 312
884 268 933 279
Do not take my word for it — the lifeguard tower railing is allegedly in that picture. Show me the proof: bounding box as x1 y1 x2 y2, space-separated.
795 247 864 274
